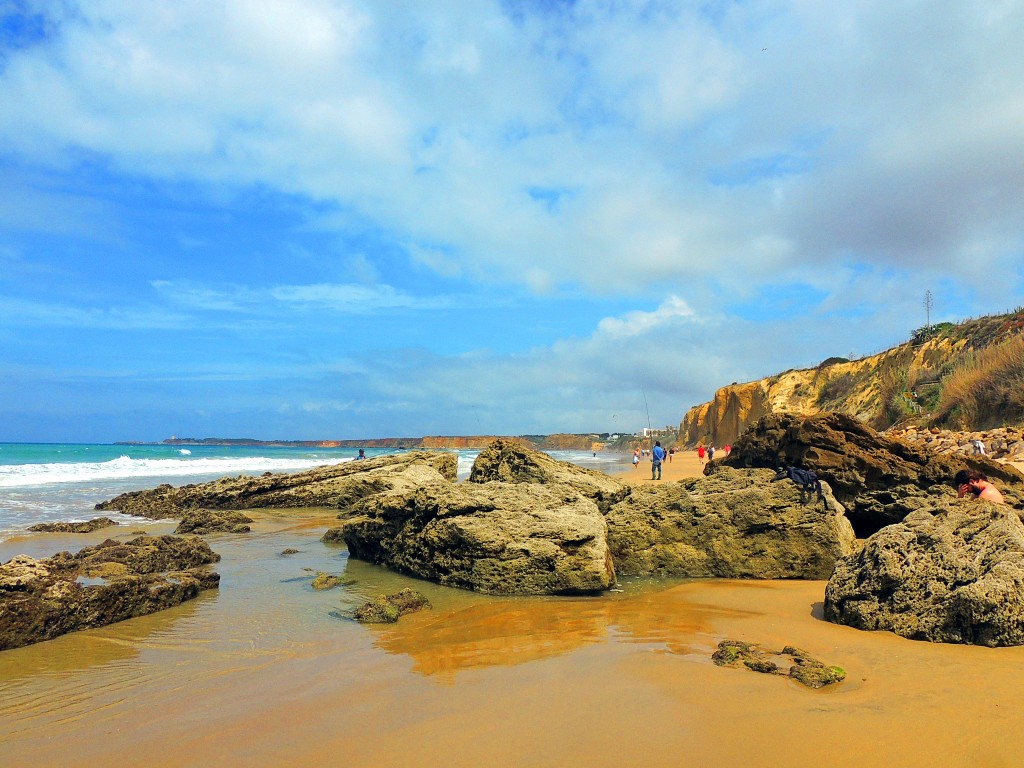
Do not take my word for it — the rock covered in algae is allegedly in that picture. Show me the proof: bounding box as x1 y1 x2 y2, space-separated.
353 589 431 624
28 517 119 533
310 572 343 590
174 509 253 534
712 640 845 688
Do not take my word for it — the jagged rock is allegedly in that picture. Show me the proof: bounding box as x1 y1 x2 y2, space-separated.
330 480 616 596
721 412 1024 535
28 517 118 533
0 535 220 651
605 467 857 579
712 640 846 688
468 438 628 512
824 500 1024 646
95 451 458 519
353 589 431 623
281 548 299 555
174 509 253 534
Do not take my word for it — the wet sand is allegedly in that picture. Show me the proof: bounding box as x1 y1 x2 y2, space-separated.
5 476 1024 766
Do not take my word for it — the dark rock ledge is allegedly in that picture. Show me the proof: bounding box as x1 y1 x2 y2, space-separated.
28 517 118 533
0 535 220 651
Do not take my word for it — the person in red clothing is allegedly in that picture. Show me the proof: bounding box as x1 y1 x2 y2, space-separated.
724 444 731 456
697 445 706 464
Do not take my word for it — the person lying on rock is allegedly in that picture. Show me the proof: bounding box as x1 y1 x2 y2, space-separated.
953 469 1005 504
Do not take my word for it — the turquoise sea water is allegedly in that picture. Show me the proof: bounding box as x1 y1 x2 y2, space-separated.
0 442 625 540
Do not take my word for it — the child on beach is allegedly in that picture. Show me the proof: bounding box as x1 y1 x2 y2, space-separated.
697 445 705 464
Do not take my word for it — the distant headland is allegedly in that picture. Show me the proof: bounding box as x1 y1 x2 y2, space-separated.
115 433 639 451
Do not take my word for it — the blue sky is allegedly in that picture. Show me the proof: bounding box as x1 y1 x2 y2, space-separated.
1 0 1022 442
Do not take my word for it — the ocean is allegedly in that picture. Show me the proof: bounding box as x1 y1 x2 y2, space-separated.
0 442 626 540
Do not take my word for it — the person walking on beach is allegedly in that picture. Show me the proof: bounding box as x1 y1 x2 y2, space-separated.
651 441 665 480
697 445 706 464
954 469 1005 504
724 444 731 456
668 446 675 463
707 445 715 462
632 449 640 469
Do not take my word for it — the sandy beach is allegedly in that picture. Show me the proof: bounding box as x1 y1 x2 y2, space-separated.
4 452 1024 767
612 448 708 483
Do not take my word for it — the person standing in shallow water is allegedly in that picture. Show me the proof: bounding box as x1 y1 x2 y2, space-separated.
651 441 665 480
954 469 1005 504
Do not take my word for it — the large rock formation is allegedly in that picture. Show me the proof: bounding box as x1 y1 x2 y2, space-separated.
0 535 220 651
605 467 857 579
330 441 861 591
468 438 628 511
824 501 1024 646
96 451 458 519
721 412 1024 535
330 480 616 596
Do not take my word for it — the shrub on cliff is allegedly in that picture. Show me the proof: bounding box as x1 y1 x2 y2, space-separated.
934 334 1024 429
816 372 857 406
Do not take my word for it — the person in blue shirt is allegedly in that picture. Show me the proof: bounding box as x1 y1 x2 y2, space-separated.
651 441 666 480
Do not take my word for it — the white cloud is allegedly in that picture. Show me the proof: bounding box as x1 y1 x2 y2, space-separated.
596 295 697 339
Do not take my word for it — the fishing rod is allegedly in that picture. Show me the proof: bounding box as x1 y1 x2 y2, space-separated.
642 389 653 450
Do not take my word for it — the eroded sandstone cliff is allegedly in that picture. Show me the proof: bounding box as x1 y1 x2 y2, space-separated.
680 328 992 447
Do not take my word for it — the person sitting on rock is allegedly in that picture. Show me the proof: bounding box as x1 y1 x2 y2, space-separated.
953 469 1005 504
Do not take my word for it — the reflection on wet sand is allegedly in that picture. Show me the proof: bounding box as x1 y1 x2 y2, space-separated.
370 582 754 676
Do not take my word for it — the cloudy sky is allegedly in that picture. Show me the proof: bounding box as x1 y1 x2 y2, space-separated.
1 0 1022 442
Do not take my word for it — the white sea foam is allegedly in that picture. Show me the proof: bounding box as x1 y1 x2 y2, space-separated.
0 455 351 488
